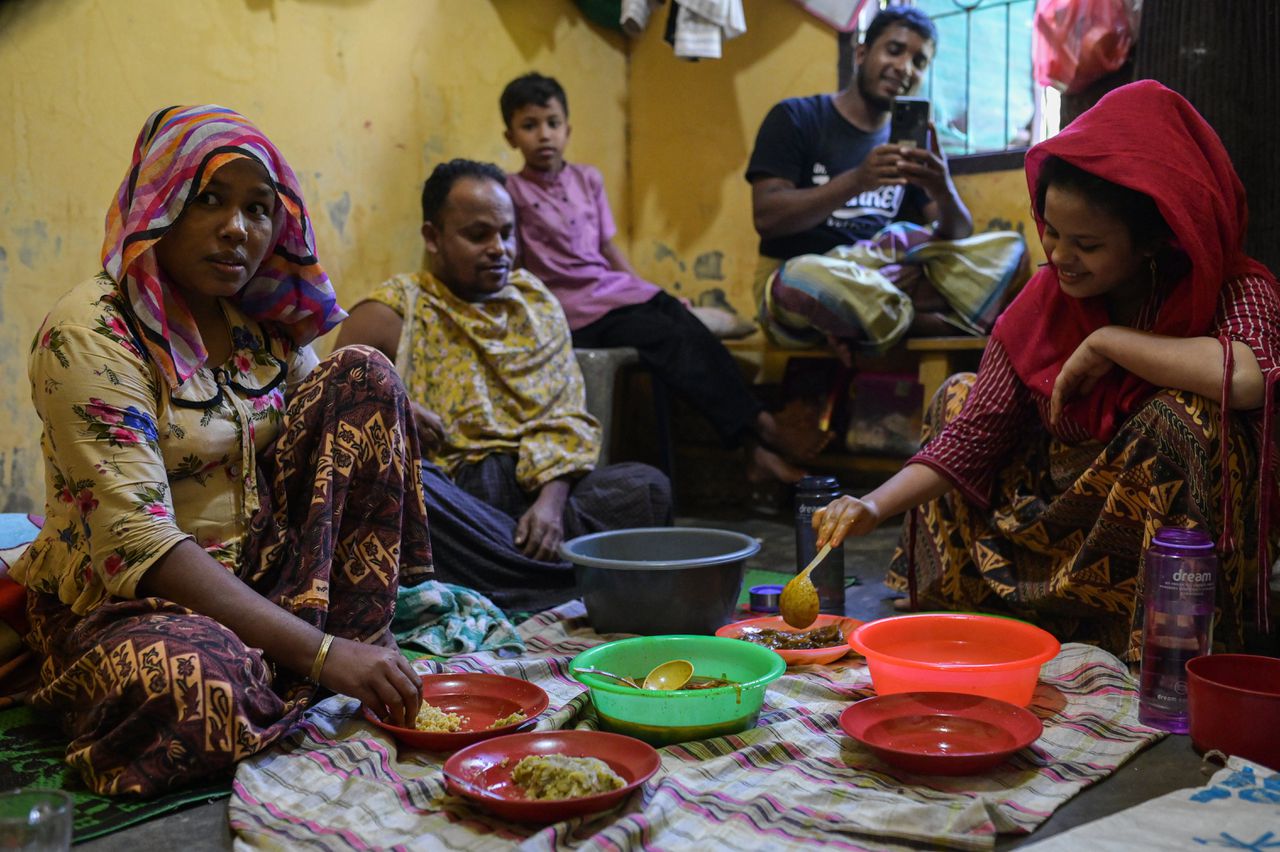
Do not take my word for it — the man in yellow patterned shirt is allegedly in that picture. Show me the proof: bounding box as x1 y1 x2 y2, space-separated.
337 160 671 611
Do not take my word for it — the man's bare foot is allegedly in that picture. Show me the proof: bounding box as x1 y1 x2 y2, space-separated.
746 443 807 485
757 410 833 462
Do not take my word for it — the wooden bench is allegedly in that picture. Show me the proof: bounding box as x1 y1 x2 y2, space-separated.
724 333 988 405
575 336 989 486
906 336 989 406
721 333 988 479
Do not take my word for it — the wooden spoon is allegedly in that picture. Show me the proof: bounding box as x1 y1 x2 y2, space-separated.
779 543 831 629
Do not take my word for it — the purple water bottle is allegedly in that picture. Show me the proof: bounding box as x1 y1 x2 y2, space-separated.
1137 527 1218 733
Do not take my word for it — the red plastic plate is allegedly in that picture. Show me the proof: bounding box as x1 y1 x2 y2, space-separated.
364 672 549 752
839 691 1043 776
716 614 864 665
443 730 661 822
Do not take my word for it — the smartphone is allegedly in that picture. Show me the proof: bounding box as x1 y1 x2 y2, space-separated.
890 97 931 149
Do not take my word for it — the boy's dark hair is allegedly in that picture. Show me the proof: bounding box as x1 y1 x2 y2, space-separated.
421 159 507 224
863 7 938 49
500 72 568 127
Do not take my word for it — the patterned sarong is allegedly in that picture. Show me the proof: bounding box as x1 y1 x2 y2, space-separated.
887 373 1261 663
759 223 1026 353
24 347 431 797
230 601 1162 850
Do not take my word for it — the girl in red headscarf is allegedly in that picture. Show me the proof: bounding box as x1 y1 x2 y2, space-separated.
814 81 1279 662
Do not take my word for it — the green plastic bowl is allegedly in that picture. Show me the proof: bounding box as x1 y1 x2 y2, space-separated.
570 635 786 747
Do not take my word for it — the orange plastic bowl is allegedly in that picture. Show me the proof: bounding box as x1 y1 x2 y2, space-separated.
850 613 1060 706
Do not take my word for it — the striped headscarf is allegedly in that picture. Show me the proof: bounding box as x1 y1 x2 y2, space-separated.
102 105 346 388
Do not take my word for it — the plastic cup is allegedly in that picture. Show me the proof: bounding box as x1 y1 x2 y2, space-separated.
0 789 73 851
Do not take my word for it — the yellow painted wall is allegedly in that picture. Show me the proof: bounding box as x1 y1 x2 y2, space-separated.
0 0 1036 511
0 0 628 511
954 168 1046 267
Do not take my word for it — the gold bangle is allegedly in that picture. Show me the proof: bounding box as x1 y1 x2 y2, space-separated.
308 633 335 683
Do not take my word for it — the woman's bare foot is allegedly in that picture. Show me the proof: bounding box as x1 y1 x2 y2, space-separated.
756 410 833 462
746 443 807 485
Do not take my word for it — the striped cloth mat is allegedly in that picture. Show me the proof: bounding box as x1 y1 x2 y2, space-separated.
230 602 1162 850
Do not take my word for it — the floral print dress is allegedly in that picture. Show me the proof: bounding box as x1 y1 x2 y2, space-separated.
12 274 432 796
14 273 314 613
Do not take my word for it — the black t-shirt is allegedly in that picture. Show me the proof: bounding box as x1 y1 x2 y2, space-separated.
746 94 930 260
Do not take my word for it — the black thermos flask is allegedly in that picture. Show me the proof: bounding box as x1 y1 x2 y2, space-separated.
794 475 845 613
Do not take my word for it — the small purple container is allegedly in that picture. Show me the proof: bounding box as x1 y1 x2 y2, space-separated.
749 584 783 613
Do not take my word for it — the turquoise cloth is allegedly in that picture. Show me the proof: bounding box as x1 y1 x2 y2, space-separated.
392 581 525 656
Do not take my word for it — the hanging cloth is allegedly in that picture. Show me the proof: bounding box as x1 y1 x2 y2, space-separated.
672 0 746 60
621 0 664 34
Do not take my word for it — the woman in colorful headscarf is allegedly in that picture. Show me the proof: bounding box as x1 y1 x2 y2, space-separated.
10 105 433 796
813 81 1279 662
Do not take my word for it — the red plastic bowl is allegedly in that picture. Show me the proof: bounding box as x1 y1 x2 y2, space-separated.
839 691 1043 775
442 730 661 822
850 613 1060 706
364 672 549 752
1187 654 1280 771
715 614 865 665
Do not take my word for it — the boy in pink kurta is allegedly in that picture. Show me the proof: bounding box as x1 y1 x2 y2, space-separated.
501 72 829 483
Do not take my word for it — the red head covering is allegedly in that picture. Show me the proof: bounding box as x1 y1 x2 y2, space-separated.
995 80 1279 634
992 80 1271 440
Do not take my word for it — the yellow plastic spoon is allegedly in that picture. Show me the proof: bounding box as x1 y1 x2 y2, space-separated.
779 543 831 629
642 659 695 691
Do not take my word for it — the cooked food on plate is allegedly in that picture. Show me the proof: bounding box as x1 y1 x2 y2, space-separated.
738 623 845 650
489 710 527 729
511 754 626 799
414 702 469 732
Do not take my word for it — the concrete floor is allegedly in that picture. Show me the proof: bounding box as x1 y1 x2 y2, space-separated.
80 507 1215 850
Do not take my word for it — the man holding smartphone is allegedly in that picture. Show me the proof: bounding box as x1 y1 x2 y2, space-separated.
746 7 1020 353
